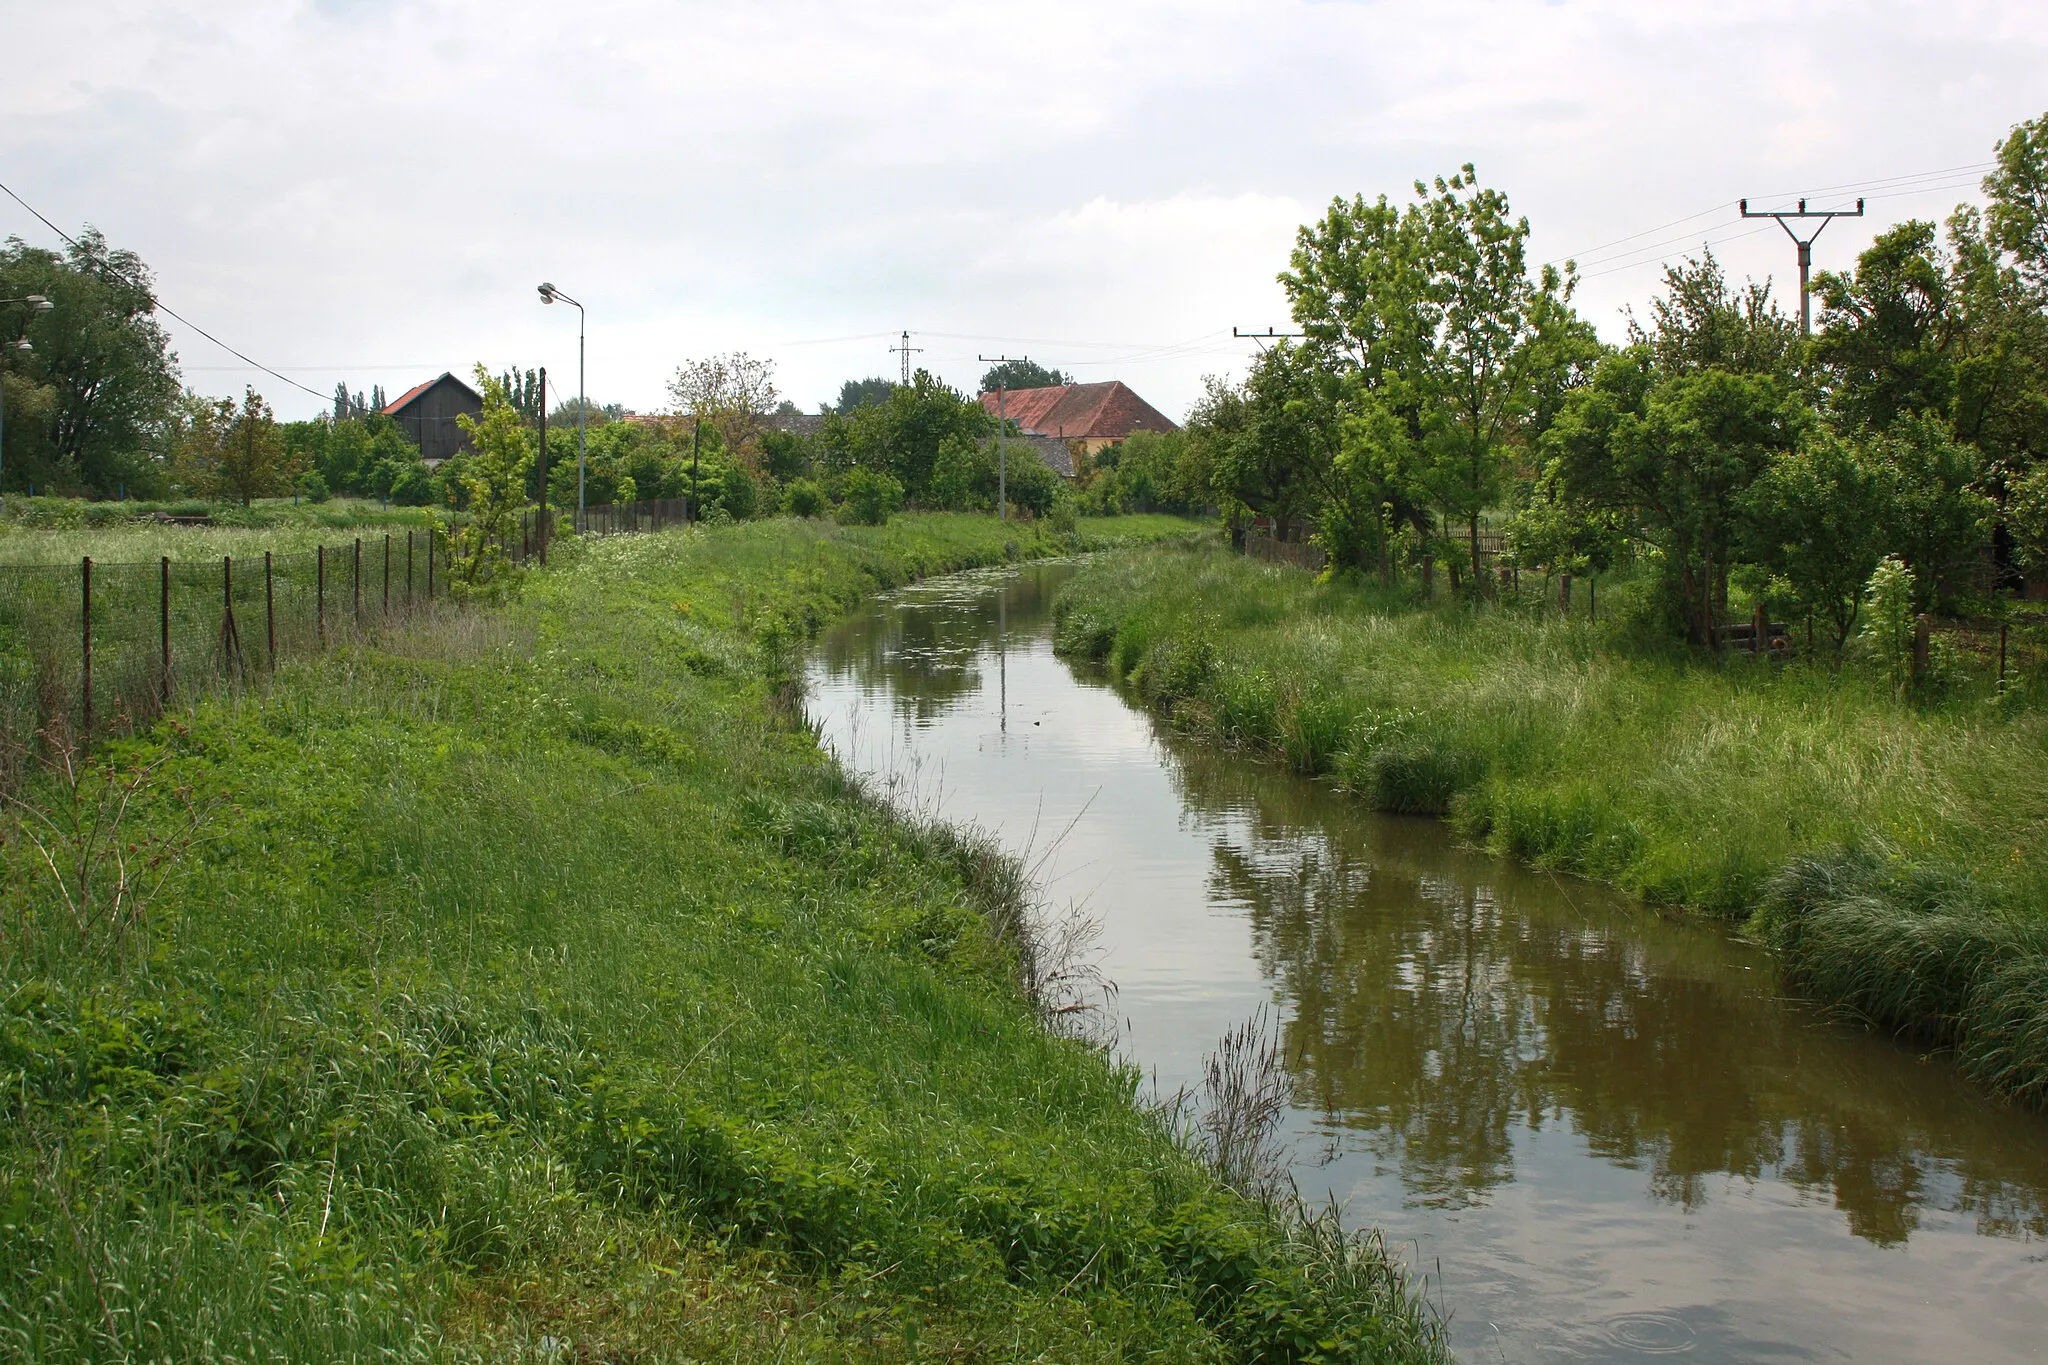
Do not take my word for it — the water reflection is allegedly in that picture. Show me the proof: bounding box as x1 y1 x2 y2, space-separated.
1171 753 2048 1246
807 562 2048 1363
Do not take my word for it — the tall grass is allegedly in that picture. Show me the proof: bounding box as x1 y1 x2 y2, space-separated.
0 514 1441 1362
1054 541 2048 1108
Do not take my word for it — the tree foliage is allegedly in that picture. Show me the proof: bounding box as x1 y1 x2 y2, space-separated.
979 358 1070 393
449 367 534 590
0 229 180 497
176 388 296 507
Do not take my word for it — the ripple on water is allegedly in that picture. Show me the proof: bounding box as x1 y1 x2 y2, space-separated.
1602 1311 1699 1354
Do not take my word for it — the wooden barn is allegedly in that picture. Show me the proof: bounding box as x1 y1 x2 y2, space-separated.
383 372 483 465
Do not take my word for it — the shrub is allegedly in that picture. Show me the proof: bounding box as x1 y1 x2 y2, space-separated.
837 468 903 526
296 469 331 503
784 478 826 518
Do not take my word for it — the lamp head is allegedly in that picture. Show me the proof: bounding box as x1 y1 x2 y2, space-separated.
14 339 30 352
538 282 556 304
26 295 52 312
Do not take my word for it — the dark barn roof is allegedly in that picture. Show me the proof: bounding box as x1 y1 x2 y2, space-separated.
383 372 484 465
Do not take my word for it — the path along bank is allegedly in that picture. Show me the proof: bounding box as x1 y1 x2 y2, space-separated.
1052 540 2048 1109
0 514 1444 1363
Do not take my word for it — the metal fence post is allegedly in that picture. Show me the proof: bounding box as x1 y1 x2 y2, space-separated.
383 535 391 617
317 545 326 646
353 538 362 625
427 527 435 599
80 555 92 747
221 555 241 681
160 555 172 706
407 530 414 608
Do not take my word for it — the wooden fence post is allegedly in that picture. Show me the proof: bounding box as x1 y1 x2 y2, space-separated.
426 527 435 600
406 530 414 608
383 535 391 617
353 538 362 625
80 556 92 747
265 550 276 667
1912 613 1931 684
317 545 326 646
1999 622 2009 687
160 555 172 706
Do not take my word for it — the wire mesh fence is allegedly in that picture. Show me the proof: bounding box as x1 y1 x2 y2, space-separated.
0 498 698 791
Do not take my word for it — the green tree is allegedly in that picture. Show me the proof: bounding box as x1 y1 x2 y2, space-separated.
1866 414 1995 612
1205 343 1341 545
1411 166 1563 591
832 377 896 412
818 370 991 504
0 229 180 497
449 367 535 589
979 358 1070 393
178 388 294 506
1985 110 2048 303
1738 432 1889 649
1812 221 1956 431
1547 351 1806 645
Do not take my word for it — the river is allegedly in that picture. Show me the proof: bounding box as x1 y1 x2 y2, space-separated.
804 560 2048 1364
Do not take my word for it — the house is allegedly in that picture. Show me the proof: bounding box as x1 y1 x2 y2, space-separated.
976 381 1179 475
382 372 484 466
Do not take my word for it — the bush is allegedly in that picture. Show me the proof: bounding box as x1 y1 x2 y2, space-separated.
837 468 903 526
784 478 825 519
389 462 436 506
296 469 331 503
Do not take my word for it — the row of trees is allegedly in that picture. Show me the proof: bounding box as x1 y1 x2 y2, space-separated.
1194 113 2048 647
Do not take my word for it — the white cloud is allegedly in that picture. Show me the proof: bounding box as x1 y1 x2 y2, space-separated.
3 0 2043 420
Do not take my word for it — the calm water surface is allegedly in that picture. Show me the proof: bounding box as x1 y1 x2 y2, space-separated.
804 562 2048 1364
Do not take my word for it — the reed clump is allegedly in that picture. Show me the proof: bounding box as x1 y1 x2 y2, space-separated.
1054 540 2048 1109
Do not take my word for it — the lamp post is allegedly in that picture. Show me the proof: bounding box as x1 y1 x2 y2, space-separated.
537 282 587 531
0 294 54 514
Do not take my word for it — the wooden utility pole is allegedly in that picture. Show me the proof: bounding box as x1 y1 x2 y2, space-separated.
1739 197 1865 336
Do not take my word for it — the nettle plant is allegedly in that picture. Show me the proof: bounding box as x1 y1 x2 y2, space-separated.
1857 555 1919 692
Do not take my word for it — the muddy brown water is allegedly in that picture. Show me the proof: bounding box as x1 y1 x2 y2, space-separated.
804 561 2048 1364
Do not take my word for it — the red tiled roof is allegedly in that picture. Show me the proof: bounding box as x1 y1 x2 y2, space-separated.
382 371 482 416
381 379 436 415
977 381 1179 440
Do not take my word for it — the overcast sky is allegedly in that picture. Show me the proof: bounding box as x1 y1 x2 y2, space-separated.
3 0 2043 422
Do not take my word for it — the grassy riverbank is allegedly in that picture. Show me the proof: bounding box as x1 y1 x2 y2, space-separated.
0 514 1443 1363
1052 541 2048 1109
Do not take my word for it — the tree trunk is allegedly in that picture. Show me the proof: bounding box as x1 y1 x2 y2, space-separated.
1468 513 1484 599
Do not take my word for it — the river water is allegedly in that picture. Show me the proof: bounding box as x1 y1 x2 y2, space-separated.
804 561 2048 1364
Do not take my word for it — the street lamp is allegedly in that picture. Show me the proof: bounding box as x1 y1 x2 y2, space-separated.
0 294 54 514
537 282 587 532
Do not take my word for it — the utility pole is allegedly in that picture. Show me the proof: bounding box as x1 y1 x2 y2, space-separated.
1739 197 1865 336
1232 326 1305 352
979 354 1024 520
537 366 549 562
889 330 923 387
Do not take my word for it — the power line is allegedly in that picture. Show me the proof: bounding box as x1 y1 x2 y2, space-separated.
1545 158 1998 271
0 177 334 404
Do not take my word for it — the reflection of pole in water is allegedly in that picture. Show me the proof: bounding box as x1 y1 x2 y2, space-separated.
998 585 1007 734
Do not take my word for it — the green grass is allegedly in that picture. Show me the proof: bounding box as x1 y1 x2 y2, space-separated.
0 513 1440 1362
1053 540 2048 1108
0 497 445 565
